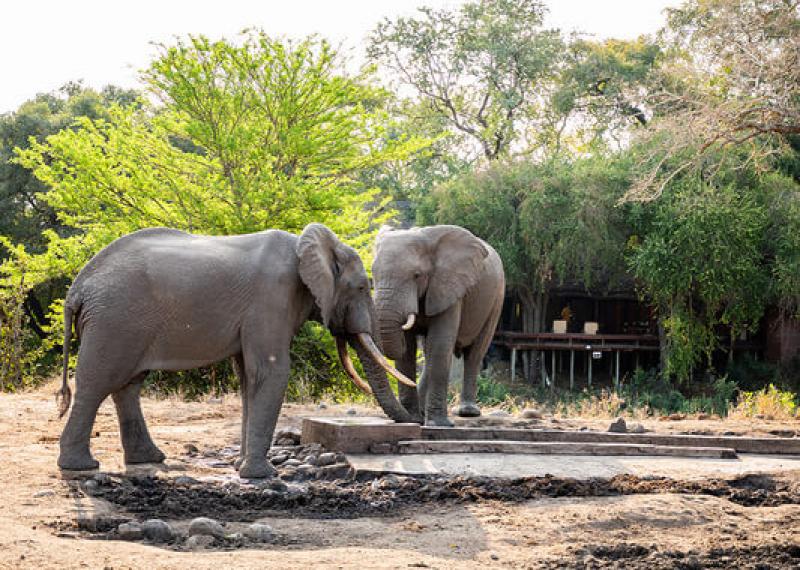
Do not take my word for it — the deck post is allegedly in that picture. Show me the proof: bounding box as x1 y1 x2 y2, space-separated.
541 351 546 388
510 347 517 382
551 350 556 391
588 352 592 386
615 350 620 391
569 350 575 390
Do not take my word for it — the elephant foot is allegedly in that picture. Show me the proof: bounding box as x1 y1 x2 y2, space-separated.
455 402 482 418
58 448 100 472
124 445 166 465
238 457 277 479
234 456 244 470
424 416 454 427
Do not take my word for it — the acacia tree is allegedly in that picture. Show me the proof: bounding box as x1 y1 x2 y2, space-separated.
2 31 428 393
629 0 800 200
368 0 564 161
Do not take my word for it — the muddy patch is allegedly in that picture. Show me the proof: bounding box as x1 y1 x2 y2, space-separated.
548 542 800 569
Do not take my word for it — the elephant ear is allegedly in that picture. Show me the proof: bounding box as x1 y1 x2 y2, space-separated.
424 225 489 316
297 223 341 326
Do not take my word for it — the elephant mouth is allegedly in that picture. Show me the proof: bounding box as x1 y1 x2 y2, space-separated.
335 334 416 393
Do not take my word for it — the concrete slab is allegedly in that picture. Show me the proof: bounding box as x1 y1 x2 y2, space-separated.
301 417 421 453
397 439 738 459
347 453 800 481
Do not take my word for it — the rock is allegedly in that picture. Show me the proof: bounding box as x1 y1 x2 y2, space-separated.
346 408 357 416
378 474 402 489
280 467 298 480
302 454 318 466
221 480 240 491
274 427 301 445
317 402 328 410
244 523 274 543
630 423 646 434
317 452 337 466
183 443 199 455
142 519 174 542
283 458 302 467
186 535 215 549
34 490 55 498
488 410 510 417
174 475 199 486
270 454 289 466
81 479 99 495
117 521 143 541
275 438 295 446
188 517 225 538
93 473 112 485
267 478 288 492
296 464 318 480
319 464 352 480
608 418 627 433
207 396 223 404
521 408 543 419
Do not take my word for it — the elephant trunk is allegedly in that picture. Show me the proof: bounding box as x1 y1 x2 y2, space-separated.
349 335 415 424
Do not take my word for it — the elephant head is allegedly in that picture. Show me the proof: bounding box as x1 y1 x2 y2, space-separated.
296 223 415 423
372 225 488 358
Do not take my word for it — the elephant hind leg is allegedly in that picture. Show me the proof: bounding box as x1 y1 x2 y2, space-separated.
58 386 106 471
112 374 165 464
231 353 246 470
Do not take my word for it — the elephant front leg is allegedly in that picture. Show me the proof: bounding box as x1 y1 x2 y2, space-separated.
456 346 482 418
397 333 422 422
422 305 461 427
238 352 290 479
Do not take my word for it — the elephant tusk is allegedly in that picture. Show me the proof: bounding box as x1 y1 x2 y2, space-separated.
401 313 416 331
357 333 417 388
336 337 373 395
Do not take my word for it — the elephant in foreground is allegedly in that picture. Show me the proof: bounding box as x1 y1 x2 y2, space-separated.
57 224 415 478
372 225 505 426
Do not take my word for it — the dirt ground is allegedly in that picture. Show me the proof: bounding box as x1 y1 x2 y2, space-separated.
1 382 799 569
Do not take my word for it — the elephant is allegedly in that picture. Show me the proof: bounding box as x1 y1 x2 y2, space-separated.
56 224 415 478
372 225 505 426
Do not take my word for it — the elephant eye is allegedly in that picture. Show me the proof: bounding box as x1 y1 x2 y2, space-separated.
414 271 421 279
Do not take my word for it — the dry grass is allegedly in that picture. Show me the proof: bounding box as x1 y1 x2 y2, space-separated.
728 385 798 421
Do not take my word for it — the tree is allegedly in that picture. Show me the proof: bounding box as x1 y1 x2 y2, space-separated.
425 155 631 380
368 0 564 161
628 0 800 200
2 31 429 392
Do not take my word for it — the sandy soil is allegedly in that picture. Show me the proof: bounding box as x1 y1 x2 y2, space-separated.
0 382 798 569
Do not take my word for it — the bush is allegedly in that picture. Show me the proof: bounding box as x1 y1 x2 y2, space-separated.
728 384 798 420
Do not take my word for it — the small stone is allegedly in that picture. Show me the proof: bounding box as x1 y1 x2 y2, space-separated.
317 452 336 466
302 455 318 466
207 396 223 404
142 519 174 542
183 443 199 455
521 408 543 419
185 535 215 549
267 478 288 492
346 408 357 416
81 479 99 495
274 427 301 444
296 464 318 479
174 475 199 486
93 473 112 485
283 458 302 467
271 454 289 465
488 410 510 417
317 402 328 410
117 521 143 541
221 480 240 491
34 490 55 498
319 464 352 480
188 517 225 538
490 554 499 561
608 418 627 433
244 523 274 543
630 423 646 434
280 467 298 480
379 474 401 489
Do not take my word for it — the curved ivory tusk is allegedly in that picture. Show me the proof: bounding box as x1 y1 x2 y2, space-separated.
401 313 416 331
336 337 373 395
357 333 417 388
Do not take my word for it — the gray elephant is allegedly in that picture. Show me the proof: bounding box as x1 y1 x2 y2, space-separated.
56 224 415 478
372 225 505 426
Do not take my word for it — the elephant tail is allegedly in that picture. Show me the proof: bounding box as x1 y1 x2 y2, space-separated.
57 304 74 418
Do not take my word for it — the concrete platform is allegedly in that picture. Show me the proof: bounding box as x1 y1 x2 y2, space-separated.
347 453 800 481
300 417 421 453
397 439 738 459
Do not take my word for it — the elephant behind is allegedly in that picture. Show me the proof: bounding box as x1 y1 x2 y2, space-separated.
372 224 505 426
57 223 414 478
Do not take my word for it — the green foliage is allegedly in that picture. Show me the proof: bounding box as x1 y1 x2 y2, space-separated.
730 384 798 420
0 31 430 393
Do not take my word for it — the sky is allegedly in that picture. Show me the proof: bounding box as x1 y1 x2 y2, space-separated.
1 0 679 114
